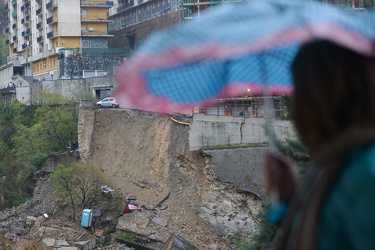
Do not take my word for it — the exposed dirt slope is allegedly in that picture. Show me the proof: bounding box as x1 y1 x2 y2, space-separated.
85 109 232 249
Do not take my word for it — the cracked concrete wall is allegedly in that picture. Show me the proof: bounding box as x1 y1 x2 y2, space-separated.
189 114 296 150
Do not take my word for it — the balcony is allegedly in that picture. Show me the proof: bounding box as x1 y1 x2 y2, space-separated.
22 29 31 37
36 8 42 15
21 18 25 24
12 11 17 18
47 16 58 24
117 1 134 12
37 36 43 43
5 27 9 33
37 22 42 29
46 0 58 9
13 48 17 53
24 15 30 23
12 23 16 29
4 16 9 23
47 31 55 38
4 3 8 10
81 29 112 36
11 0 16 6
81 0 113 8
12 35 17 41
22 42 31 49
5 40 9 45
81 16 112 23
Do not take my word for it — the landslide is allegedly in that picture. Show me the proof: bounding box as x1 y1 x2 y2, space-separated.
86 109 232 249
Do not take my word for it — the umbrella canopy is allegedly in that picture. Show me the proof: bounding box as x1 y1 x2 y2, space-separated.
115 0 375 113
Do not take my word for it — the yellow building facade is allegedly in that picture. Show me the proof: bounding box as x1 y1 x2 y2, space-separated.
5 0 113 79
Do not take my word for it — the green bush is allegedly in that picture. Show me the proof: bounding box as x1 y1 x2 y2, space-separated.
31 153 48 170
117 231 136 243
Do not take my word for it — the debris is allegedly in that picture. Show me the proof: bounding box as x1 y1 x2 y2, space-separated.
235 187 262 200
162 233 199 250
132 180 152 189
155 205 168 212
151 216 168 227
124 197 142 213
94 229 104 237
25 216 37 228
154 191 170 208
101 184 115 200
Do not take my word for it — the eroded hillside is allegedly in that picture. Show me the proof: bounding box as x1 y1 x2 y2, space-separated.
80 108 262 249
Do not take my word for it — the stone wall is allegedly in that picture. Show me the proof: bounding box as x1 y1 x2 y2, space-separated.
29 76 116 103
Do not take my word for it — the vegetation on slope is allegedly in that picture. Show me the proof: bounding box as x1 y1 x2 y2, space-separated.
0 91 78 209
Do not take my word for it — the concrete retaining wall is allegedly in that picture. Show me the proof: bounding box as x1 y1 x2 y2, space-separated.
30 76 116 103
189 114 296 150
205 147 267 198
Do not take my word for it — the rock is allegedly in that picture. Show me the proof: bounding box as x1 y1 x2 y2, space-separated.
42 238 70 247
42 238 56 247
117 212 170 242
151 216 168 227
25 216 37 228
73 238 96 250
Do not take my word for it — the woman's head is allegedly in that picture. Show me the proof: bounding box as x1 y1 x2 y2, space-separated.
292 40 375 154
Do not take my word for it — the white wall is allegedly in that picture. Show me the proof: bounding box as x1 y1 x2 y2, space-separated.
58 0 81 37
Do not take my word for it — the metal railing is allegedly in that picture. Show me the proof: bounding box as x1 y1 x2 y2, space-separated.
46 0 58 9
47 16 58 24
47 31 54 38
81 30 110 36
81 16 110 21
81 0 113 7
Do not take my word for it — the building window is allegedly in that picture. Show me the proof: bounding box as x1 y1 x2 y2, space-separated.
82 9 87 17
82 40 91 48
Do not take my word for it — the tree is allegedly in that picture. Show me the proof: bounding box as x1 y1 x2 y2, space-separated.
0 93 78 210
50 163 114 221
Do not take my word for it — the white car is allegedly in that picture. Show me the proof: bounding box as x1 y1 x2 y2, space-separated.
96 97 119 108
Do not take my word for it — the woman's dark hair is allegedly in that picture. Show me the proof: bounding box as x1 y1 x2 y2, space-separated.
291 40 375 155
275 41 375 250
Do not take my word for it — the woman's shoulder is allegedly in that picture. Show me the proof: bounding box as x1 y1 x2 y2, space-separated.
319 142 375 249
344 142 375 178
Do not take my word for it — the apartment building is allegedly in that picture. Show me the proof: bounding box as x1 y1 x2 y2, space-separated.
4 0 114 80
322 0 374 8
107 0 180 49
107 0 247 50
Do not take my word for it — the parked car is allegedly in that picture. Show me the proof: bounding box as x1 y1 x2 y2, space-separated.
96 97 119 108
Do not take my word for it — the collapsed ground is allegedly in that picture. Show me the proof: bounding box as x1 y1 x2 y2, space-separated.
0 108 262 249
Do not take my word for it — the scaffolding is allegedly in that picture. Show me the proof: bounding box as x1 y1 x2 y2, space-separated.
194 95 289 119
180 0 247 20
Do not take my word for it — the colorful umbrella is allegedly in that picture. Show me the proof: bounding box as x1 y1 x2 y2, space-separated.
115 0 375 113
